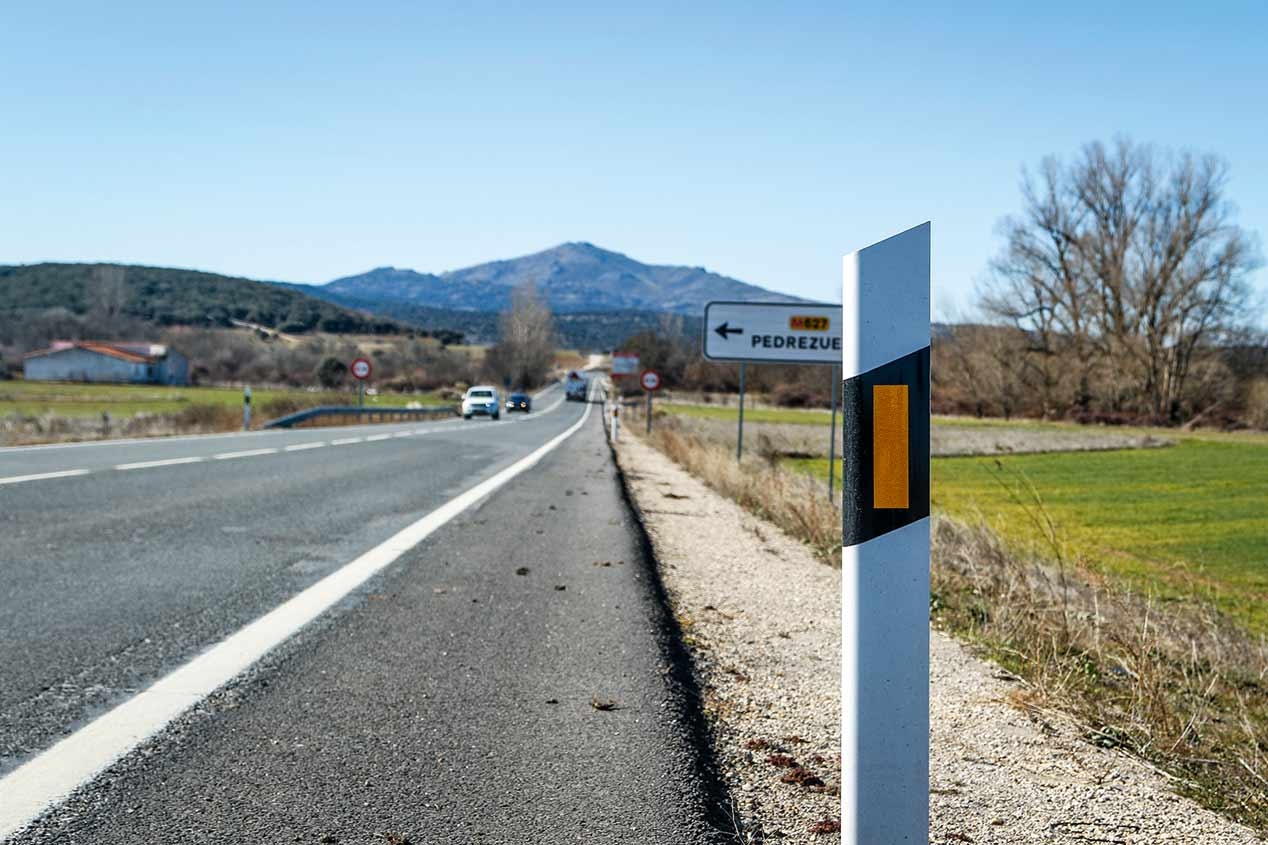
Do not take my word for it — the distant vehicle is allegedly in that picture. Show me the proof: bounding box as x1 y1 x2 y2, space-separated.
462 386 501 420
564 371 588 402
505 392 532 413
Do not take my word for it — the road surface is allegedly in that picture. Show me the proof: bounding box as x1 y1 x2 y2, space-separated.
0 380 733 843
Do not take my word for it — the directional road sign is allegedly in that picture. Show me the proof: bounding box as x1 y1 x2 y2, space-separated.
350 357 372 380
703 301 842 364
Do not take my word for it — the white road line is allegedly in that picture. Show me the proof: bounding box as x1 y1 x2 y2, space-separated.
0 400 594 840
0 469 91 486
364 433 391 442
115 457 205 471
393 431 413 438
330 436 363 446
212 448 279 461
283 442 326 452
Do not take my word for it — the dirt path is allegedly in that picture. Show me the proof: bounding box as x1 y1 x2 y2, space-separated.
614 431 1261 844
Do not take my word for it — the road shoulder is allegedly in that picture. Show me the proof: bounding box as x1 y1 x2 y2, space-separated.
613 432 842 842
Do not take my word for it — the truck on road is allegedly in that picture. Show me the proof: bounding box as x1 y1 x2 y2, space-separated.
564 371 588 402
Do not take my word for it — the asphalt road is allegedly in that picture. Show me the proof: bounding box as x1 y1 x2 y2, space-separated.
0 382 733 842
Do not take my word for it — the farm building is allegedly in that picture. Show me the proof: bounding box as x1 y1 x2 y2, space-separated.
23 341 190 385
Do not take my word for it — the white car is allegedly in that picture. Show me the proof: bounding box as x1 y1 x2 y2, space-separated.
462 386 501 420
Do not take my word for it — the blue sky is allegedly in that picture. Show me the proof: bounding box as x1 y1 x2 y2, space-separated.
2 1 1265 319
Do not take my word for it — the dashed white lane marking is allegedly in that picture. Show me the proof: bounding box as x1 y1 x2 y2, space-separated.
0 400 595 840
116 456 206 471
213 448 279 461
0 385 579 485
0 469 91 485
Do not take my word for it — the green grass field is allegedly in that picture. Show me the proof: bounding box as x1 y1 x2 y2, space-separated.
0 381 447 418
789 436 1268 630
660 401 834 425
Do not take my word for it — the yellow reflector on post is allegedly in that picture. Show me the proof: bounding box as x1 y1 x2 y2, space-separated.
872 385 909 509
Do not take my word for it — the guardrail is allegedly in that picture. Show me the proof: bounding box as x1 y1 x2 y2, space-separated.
262 405 457 429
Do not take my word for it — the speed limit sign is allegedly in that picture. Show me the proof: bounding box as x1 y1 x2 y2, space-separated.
640 370 661 391
350 357 372 381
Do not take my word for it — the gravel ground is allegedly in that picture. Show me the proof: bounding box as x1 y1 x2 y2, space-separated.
650 412 1169 462
932 424 1171 457
930 633 1262 844
615 429 1262 845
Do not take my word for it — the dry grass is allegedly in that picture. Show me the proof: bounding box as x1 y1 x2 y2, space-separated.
635 413 841 564
932 514 1268 832
630 397 1268 833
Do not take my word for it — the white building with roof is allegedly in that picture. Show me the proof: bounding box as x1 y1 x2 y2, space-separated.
23 341 190 385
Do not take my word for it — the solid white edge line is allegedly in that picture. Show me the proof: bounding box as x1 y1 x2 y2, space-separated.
115 457 205 471
0 469 91 485
212 448 279 461
0 399 593 841
363 434 391 442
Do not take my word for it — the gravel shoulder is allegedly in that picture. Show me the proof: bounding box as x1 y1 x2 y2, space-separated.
614 430 1262 845
615 432 842 842
932 424 1171 457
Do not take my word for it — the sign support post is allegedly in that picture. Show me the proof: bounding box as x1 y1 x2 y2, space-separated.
828 363 840 502
243 386 252 431
700 300 842 462
840 222 931 845
639 369 662 434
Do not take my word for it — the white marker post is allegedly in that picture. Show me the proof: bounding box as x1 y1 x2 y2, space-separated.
840 222 930 844
243 386 252 431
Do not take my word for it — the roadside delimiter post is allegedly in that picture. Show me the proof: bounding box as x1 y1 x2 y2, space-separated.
840 222 930 844
243 385 252 431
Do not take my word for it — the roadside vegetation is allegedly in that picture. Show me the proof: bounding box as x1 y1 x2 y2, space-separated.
630 398 1268 834
0 381 453 445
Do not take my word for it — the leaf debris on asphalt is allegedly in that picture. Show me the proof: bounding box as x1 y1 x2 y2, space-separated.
515 567 531 576
590 696 619 711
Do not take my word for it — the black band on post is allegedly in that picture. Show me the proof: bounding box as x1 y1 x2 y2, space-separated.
841 345 931 547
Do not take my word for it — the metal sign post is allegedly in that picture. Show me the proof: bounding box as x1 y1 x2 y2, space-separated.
702 300 842 462
243 386 252 431
828 363 840 502
640 369 661 434
840 222 931 845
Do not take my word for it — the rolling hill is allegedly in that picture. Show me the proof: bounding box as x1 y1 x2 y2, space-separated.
0 263 407 336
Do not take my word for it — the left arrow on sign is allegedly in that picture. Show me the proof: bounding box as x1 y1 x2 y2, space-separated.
714 322 744 340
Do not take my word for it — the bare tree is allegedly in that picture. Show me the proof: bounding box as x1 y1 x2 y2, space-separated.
483 284 557 389
983 139 1261 423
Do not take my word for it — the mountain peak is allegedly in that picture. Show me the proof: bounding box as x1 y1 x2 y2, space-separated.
319 243 803 315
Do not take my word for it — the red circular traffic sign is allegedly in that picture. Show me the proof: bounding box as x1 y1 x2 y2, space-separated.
350 357 372 380
640 370 662 392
